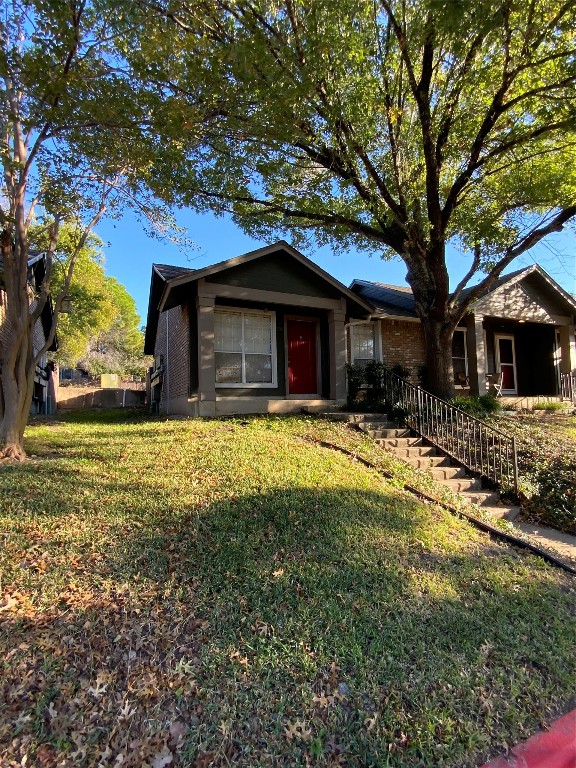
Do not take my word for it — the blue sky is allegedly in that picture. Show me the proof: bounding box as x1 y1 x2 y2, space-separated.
97 209 576 325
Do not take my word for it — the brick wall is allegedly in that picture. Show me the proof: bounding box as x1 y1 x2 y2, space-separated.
154 305 190 409
379 319 425 380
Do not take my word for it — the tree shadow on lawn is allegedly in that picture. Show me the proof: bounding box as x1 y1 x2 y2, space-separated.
1 463 575 767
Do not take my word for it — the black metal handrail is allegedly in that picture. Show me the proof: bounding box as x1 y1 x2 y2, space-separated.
560 370 576 404
381 369 518 492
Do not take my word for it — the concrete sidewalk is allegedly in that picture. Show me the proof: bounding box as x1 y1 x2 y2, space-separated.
510 521 576 567
480 710 576 768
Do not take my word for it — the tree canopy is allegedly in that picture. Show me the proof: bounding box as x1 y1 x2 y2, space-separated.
29 222 148 377
0 0 188 457
131 0 576 397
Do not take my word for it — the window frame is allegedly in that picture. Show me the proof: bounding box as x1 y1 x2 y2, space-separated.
214 307 277 388
452 327 469 387
348 320 381 366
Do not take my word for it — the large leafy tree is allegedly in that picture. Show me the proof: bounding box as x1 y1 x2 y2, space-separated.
0 0 182 459
30 224 118 367
78 277 150 378
31 223 148 376
135 0 576 398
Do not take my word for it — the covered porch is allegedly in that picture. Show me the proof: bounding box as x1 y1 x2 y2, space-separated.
465 315 576 400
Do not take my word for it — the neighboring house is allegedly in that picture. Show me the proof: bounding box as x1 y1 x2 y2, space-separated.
0 251 58 414
145 242 576 415
350 264 576 399
144 242 373 416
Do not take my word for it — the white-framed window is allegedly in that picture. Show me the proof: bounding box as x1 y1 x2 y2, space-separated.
214 308 277 387
452 328 468 385
349 322 380 366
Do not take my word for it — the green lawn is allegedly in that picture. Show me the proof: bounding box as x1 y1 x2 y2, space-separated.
1 411 574 767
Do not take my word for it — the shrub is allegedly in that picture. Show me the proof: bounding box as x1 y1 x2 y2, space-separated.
454 394 501 417
390 363 412 380
364 360 386 403
532 401 564 412
345 363 365 407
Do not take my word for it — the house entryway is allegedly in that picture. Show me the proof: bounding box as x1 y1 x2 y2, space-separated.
495 334 517 394
287 319 318 395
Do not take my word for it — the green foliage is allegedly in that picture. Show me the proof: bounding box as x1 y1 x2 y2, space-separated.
494 413 576 534
454 395 502 417
132 1 576 263
390 364 412 380
0 1 191 452
532 401 565 412
30 224 116 368
364 361 387 405
345 363 365 407
80 278 150 378
30 222 149 377
126 0 576 398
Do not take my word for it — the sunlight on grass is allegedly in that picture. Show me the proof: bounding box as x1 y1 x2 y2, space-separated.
1 411 574 767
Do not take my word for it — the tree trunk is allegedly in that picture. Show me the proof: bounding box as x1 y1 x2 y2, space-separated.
0 346 35 460
0 247 36 461
420 316 456 401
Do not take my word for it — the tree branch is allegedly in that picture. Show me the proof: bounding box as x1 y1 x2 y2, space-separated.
455 206 576 319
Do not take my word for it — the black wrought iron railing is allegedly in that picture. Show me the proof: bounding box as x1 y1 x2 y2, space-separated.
560 370 576 404
381 369 518 492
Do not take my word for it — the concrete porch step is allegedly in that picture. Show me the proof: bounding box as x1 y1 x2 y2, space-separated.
354 418 515 523
427 465 469 480
392 445 437 458
360 424 398 435
380 436 425 448
374 429 412 440
480 505 521 521
457 489 500 506
443 476 483 492
404 455 452 469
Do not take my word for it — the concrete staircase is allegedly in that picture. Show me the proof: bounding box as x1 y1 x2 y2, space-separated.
354 415 520 521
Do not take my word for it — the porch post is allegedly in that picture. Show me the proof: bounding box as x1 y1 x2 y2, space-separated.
328 304 347 402
558 322 576 373
196 295 216 417
468 316 486 396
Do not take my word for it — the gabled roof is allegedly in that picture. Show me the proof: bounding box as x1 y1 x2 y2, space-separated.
153 263 196 281
0 250 58 352
144 241 375 353
350 279 418 318
351 264 576 320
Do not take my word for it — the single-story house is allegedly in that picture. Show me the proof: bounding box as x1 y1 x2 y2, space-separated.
144 242 373 416
350 264 576 400
0 251 58 414
144 242 576 415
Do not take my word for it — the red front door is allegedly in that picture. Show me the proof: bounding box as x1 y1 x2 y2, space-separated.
287 319 317 395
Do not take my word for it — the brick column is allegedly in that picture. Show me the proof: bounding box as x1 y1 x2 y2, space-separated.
196 295 216 416
328 308 347 401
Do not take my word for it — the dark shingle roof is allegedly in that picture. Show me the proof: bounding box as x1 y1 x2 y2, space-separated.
350 266 545 318
153 263 196 281
351 279 418 318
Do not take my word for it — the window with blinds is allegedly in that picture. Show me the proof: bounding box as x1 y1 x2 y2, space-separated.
214 309 276 386
350 323 377 365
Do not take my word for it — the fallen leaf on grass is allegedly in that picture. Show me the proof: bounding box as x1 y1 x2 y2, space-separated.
284 720 312 742
229 649 249 667
151 748 173 768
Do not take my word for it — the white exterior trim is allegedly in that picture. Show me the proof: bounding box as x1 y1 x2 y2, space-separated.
214 307 278 388
494 333 518 395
